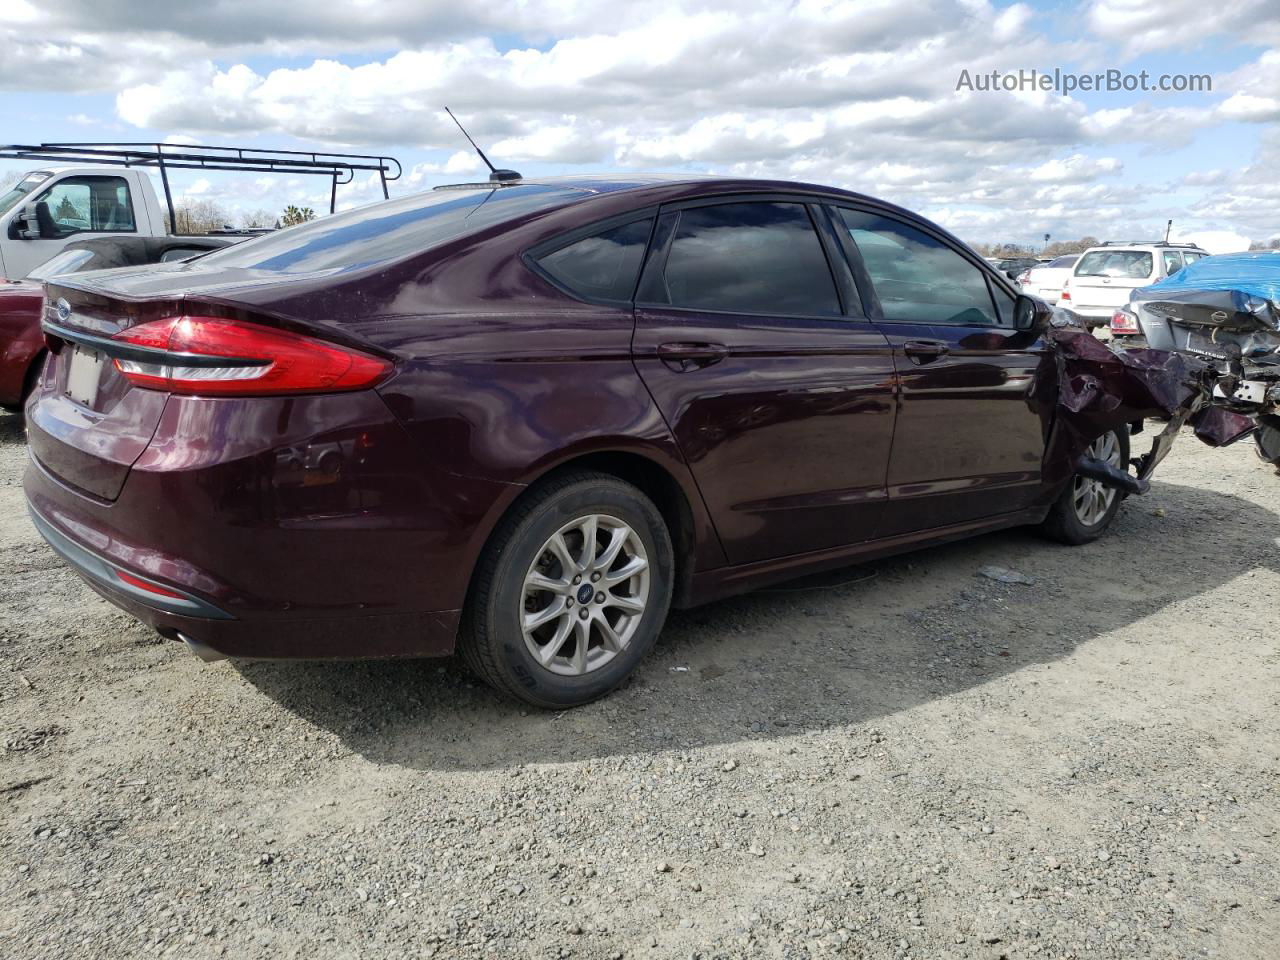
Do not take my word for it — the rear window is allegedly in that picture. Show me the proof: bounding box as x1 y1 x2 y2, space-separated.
1075 250 1153 279
26 248 96 281
535 217 654 302
195 184 585 274
1048 255 1078 268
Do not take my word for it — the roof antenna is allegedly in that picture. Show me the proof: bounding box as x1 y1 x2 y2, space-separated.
444 107 522 183
1164 219 1173 243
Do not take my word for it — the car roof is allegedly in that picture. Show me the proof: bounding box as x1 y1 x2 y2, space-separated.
435 172 900 208
429 172 957 239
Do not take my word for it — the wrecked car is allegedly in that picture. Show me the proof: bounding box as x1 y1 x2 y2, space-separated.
1110 251 1280 465
16 173 1259 709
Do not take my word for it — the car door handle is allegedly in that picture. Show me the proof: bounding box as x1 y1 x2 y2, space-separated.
656 342 728 371
902 340 949 364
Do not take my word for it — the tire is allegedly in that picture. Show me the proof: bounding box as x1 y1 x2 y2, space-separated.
461 471 674 709
1038 427 1131 545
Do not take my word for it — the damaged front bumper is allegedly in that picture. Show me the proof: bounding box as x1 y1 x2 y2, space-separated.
1042 321 1274 498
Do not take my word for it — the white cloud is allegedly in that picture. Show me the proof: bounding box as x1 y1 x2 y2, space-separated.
1 0 1276 245
1085 0 1278 58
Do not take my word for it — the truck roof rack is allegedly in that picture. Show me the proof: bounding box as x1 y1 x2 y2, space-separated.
0 142 402 235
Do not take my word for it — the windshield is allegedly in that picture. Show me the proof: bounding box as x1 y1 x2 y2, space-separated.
1075 250 1153 279
0 171 54 218
197 183 588 275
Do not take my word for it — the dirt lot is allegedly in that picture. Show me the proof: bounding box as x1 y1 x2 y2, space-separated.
1 409 1277 960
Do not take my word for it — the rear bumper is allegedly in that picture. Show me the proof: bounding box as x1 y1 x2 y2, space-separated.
29 505 232 620
23 389 523 660
26 488 464 659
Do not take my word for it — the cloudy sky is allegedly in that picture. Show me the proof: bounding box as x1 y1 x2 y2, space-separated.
1 0 1277 247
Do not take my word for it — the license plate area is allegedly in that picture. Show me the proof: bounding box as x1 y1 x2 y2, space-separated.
65 345 106 407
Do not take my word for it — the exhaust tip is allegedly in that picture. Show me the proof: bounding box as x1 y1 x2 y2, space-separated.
177 632 228 663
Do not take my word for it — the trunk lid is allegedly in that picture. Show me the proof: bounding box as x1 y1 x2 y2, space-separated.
26 261 393 501
27 281 183 500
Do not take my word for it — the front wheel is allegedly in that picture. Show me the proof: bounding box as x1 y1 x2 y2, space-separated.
461 472 674 708
1038 428 1131 545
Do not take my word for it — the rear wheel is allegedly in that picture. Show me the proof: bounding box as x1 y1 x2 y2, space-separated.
461 472 674 708
1038 428 1130 545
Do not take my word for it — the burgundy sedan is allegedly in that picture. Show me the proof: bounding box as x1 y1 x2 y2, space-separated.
23 175 1126 707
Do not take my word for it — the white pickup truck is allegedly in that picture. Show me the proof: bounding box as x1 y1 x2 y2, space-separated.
0 142 402 281
0 166 179 280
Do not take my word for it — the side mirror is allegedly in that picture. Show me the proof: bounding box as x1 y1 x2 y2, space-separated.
13 201 42 239
1014 293 1050 332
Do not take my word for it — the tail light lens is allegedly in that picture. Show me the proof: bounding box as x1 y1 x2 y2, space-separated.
1110 308 1140 335
1017 271 1032 284
1060 279 1071 302
110 317 392 396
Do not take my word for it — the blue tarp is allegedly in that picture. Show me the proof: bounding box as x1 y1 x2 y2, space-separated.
1138 250 1280 303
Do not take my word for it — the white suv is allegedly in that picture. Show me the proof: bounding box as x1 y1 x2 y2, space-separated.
1060 242 1209 328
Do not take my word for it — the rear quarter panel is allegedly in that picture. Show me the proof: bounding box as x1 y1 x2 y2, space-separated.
361 231 727 578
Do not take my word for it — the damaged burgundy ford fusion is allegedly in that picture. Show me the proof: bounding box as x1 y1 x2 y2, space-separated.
26 174 1142 708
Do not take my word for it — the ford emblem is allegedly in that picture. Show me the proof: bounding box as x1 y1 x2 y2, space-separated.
55 297 72 323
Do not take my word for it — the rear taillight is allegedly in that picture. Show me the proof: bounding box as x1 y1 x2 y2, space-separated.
1017 271 1032 284
1060 279 1071 302
110 316 392 396
1110 308 1140 335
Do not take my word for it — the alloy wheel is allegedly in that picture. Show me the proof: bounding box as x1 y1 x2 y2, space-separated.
1072 431 1122 527
521 514 650 676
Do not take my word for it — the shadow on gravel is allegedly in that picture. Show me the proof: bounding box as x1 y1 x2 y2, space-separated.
233 476 1273 772
0 410 25 444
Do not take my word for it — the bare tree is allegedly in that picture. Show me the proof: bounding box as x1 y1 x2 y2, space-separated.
173 199 233 235
239 209 275 229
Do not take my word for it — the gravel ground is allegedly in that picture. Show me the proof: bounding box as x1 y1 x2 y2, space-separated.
1 408 1277 960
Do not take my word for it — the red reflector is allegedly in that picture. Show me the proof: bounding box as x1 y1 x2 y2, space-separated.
1060 290 1071 301
111 316 392 396
1111 310 1139 334
115 569 188 599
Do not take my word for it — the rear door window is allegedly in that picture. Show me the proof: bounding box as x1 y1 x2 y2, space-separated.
652 202 842 317
1162 250 1184 275
534 217 654 303
836 208 999 326
1075 250 1153 279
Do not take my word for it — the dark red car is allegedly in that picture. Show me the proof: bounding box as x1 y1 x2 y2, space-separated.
0 278 44 410
23 175 1127 707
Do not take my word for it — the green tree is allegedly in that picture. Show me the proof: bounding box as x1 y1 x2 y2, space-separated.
280 205 316 227
54 196 80 222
